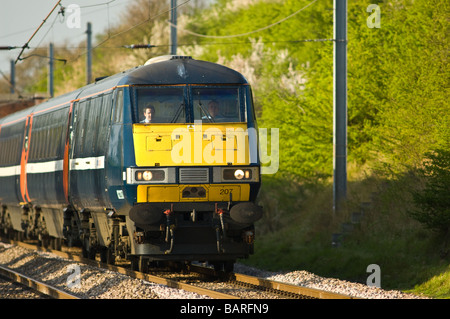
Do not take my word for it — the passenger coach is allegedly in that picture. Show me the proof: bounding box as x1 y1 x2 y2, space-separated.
0 55 262 271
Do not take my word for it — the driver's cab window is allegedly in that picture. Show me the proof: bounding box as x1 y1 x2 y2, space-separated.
193 88 242 123
135 87 185 123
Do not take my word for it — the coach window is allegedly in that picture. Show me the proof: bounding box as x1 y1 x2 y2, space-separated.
0 136 12 165
42 114 50 159
0 138 3 164
114 90 123 123
101 94 112 124
88 97 101 154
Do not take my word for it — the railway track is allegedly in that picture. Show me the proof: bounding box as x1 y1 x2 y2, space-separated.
0 273 50 299
0 238 355 300
186 264 355 299
0 264 79 299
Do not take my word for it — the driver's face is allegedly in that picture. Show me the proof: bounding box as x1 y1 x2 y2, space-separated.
144 108 153 120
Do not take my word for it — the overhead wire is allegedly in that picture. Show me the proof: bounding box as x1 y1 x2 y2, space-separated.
6 0 123 63
0 69 19 95
0 27 37 41
14 0 63 64
95 0 191 48
0 0 122 91
12 0 323 61
169 0 319 39
68 0 192 64
78 0 116 9
64 0 328 65
32 11 62 53
18 37 334 52
3 0 330 89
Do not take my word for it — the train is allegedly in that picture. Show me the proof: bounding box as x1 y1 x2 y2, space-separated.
0 55 262 272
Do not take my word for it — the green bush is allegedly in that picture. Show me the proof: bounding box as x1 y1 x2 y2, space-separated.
409 149 450 235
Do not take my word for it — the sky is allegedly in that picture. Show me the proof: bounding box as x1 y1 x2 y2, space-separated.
0 0 134 75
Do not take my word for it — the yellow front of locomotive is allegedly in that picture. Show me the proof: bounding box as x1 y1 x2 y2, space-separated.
126 79 262 268
132 122 257 204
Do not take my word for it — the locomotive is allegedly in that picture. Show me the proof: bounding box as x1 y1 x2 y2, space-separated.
0 55 262 272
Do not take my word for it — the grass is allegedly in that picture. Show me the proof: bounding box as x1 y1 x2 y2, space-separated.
407 265 450 298
240 171 450 299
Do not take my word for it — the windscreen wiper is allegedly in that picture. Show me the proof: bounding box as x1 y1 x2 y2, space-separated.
171 102 185 123
198 100 214 123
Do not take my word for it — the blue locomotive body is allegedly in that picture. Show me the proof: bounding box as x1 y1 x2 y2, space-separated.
0 56 262 271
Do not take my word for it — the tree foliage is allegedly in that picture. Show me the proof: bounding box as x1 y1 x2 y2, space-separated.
184 0 449 182
410 149 450 234
6 0 448 186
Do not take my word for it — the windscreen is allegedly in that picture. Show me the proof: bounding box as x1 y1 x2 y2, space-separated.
133 86 245 123
134 87 185 123
192 87 242 123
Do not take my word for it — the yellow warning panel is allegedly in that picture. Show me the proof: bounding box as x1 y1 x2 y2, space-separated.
136 184 250 203
133 123 250 166
146 134 172 151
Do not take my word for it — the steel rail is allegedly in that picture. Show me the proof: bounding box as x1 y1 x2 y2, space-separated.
231 272 356 299
0 264 79 299
1 239 239 299
189 264 358 299
2 238 358 299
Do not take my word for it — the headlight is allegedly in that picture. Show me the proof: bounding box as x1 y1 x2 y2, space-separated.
223 168 253 181
234 169 245 180
142 171 153 181
127 167 174 184
135 169 165 182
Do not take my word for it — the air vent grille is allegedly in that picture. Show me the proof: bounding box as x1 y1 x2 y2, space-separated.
179 168 209 183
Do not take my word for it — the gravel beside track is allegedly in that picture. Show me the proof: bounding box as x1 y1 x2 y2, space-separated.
234 264 429 299
0 242 428 299
0 242 207 299
0 274 50 299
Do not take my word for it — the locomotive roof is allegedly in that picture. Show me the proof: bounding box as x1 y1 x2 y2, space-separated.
0 56 248 125
80 55 248 96
122 55 249 85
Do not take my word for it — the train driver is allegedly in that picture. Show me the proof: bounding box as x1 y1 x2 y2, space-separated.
203 100 225 122
140 105 155 123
